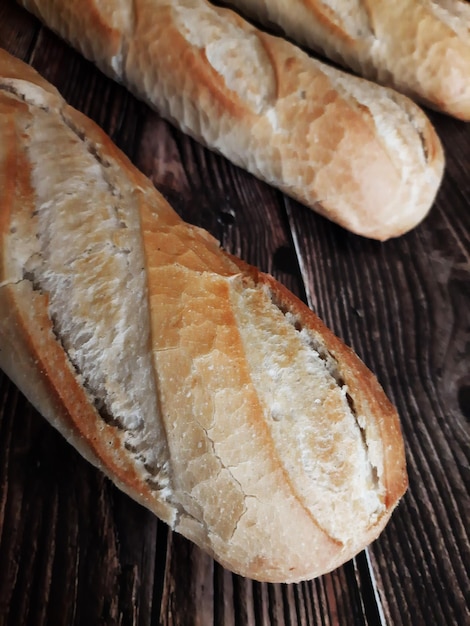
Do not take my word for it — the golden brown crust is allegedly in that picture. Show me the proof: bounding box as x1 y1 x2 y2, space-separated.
0 83 174 522
0 49 407 582
237 264 408 509
20 0 124 75
224 0 470 120
15 0 445 239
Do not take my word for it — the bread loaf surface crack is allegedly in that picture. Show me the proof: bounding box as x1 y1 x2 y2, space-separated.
3 80 171 493
229 281 384 541
312 0 375 39
172 0 277 114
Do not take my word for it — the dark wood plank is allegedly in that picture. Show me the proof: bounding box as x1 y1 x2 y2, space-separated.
0 1 468 625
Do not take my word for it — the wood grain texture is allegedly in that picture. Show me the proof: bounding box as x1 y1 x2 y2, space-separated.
0 1 468 624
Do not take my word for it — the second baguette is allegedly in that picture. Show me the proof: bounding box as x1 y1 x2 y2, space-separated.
222 0 470 120
17 0 444 240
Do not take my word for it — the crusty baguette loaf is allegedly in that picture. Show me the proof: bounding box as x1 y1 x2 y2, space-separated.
16 0 445 240
222 0 470 121
0 49 407 582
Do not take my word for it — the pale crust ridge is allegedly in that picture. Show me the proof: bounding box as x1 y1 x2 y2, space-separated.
0 50 407 583
16 0 444 239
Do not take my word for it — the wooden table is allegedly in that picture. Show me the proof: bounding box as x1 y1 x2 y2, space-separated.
0 2 468 624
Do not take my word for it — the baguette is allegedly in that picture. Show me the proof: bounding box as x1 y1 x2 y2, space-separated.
222 0 470 121
16 0 445 240
0 49 407 583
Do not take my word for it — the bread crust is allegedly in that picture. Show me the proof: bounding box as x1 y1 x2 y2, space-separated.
0 49 407 582
222 0 470 120
16 0 444 240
